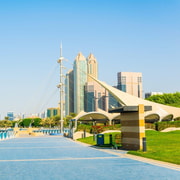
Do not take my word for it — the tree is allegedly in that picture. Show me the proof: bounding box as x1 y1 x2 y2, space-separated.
4 116 9 120
40 118 55 128
146 92 180 107
52 115 60 127
32 118 41 127
20 118 32 127
0 120 13 128
64 113 77 127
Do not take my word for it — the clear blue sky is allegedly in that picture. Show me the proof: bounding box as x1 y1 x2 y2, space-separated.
0 0 180 119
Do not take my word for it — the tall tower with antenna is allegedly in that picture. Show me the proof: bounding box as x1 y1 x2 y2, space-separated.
57 43 65 133
73 52 87 114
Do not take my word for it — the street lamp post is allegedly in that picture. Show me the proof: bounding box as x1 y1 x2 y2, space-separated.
57 44 65 133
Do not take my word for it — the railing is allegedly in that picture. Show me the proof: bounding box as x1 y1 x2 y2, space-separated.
33 128 69 135
0 129 16 140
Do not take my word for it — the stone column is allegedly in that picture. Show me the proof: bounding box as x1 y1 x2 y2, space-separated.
121 104 145 150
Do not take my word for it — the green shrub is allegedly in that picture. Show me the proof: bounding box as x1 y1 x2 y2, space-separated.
155 121 180 131
76 124 121 134
76 124 92 133
145 123 155 130
174 117 180 121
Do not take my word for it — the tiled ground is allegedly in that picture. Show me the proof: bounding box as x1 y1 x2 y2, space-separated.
0 136 179 180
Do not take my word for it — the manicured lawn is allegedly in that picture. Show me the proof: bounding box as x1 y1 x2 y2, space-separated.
77 136 96 145
77 130 180 165
128 130 180 165
77 132 121 146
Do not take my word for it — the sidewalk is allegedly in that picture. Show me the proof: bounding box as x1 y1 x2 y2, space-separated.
0 136 179 180
75 139 180 171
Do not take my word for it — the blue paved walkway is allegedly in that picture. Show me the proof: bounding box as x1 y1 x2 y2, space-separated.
0 136 179 180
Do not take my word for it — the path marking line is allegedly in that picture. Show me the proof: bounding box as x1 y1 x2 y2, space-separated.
0 156 122 162
0 146 80 149
0 141 66 144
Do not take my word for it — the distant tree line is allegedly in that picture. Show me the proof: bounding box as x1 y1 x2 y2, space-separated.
146 92 180 108
0 113 77 128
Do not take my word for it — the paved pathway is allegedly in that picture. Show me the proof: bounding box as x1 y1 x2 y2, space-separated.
0 136 179 180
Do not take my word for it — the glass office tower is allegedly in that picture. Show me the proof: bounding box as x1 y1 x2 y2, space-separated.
73 52 87 113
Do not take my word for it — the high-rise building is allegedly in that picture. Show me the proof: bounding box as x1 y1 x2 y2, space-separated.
65 69 74 116
109 93 122 109
117 72 143 98
47 108 60 118
85 53 107 112
65 52 111 115
87 53 98 82
73 52 87 114
85 81 108 112
7 112 14 121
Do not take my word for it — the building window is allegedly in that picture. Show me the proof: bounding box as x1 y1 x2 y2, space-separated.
121 76 126 84
137 77 142 83
121 84 126 92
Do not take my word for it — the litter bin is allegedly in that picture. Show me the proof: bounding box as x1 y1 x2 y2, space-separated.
96 134 104 145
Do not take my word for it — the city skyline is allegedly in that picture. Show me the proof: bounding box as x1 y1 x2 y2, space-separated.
0 0 180 119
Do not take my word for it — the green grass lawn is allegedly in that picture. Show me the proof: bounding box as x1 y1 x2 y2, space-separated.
77 130 180 165
77 132 120 146
128 130 180 165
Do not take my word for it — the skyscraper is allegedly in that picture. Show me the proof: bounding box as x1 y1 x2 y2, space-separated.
47 108 60 118
87 53 98 82
117 72 143 98
73 52 87 113
85 81 108 112
85 53 109 112
7 112 14 121
65 69 74 116
65 52 109 115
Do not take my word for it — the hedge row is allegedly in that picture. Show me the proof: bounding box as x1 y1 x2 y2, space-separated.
76 121 180 133
154 121 180 131
76 124 121 133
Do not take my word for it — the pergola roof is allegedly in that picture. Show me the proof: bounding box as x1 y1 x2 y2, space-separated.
89 76 180 121
73 76 180 123
73 109 119 122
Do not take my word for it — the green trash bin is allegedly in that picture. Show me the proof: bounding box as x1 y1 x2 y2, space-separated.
96 134 104 145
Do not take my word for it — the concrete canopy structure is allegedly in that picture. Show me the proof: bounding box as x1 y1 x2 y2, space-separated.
73 109 119 125
72 75 180 124
91 77 180 122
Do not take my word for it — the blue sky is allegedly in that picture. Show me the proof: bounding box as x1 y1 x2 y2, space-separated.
0 0 180 119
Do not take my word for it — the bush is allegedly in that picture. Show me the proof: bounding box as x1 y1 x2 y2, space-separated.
174 117 180 121
76 124 92 133
155 121 180 131
76 124 121 134
145 123 155 130
92 126 104 134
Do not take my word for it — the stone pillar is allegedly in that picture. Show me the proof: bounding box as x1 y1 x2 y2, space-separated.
121 104 145 150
